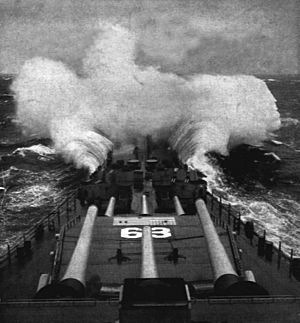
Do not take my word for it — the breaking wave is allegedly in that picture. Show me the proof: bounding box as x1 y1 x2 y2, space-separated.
281 117 299 127
13 144 55 157
12 22 281 175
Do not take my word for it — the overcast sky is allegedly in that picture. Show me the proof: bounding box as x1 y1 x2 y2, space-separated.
0 0 298 75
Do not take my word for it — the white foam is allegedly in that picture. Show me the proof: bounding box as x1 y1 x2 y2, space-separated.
281 117 300 127
13 144 55 157
12 22 281 175
264 152 281 161
269 140 283 146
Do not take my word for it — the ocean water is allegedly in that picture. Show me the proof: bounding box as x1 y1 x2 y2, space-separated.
0 73 299 256
209 77 300 256
0 82 81 252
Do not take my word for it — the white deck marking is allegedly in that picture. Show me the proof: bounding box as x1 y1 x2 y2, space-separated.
113 217 176 226
121 227 172 239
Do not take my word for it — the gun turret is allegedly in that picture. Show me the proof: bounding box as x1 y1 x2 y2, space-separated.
35 205 98 298
195 199 268 296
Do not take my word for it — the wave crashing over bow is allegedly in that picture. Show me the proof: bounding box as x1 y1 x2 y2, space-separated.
12 23 280 174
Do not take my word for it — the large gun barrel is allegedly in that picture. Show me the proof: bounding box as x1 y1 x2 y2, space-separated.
59 205 98 297
104 196 116 217
35 205 98 298
173 195 186 216
141 226 158 278
141 194 150 215
195 199 268 296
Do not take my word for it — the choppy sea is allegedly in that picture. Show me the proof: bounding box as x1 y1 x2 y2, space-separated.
0 74 299 256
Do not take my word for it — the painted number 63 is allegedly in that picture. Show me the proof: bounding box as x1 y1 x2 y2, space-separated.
121 227 171 239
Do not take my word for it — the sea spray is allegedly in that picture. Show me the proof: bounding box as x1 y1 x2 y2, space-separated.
9 22 298 254
170 74 281 180
12 22 281 175
12 57 113 174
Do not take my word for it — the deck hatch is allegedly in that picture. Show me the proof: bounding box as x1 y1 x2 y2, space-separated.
121 278 189 306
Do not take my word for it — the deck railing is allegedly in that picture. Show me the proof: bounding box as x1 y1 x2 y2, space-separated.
49 210 83 283
0 185 298 280
1 295 300 306
205 190 299 280
0 190 78 268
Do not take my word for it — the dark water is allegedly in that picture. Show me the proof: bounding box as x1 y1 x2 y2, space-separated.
0 76 81 252
209 77 300 255
0 75 299 256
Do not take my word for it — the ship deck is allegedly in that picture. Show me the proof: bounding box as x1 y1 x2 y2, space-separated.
59 214 233 285
1 139 300 323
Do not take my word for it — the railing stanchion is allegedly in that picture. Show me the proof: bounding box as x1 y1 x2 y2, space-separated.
57 208 61 227
277 241 282 270
219 197 222 226
66 198 70 222
289 249 294 278
7 244 11 264
0 192 78 268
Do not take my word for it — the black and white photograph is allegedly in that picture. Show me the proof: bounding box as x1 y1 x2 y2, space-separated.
0 1 299 322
